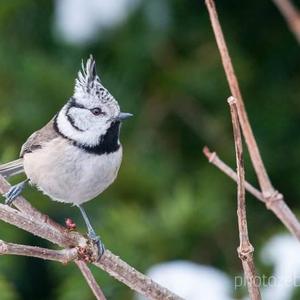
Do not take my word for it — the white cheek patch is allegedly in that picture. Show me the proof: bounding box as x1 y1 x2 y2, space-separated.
68 107 90 131
57 105 110 146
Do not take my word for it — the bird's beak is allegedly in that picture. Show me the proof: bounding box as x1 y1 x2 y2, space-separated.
115 112 133 121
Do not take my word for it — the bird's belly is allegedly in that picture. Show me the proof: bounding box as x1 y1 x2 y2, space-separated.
23 138 122 204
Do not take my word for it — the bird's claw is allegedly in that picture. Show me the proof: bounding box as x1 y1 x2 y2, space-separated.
4 182 26 206
88 232 105 259
3 180 28 206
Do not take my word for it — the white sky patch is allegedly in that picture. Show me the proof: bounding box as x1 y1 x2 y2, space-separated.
54 0 141 44
260 234 300 300
135 261 232 300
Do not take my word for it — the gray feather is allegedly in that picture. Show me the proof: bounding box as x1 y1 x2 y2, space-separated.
20 118 60 158
0 117 58 178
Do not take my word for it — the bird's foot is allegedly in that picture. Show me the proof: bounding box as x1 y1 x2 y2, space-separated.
4 180 27 206
77 205 105 260
88 231 105 260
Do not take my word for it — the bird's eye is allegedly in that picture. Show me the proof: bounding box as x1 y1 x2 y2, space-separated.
91 108 103 116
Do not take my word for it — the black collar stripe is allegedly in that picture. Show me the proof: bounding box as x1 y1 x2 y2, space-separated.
54 115 121 155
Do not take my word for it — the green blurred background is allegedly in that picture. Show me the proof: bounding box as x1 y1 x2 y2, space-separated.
0 0 300 299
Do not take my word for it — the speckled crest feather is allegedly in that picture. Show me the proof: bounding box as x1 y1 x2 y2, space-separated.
74 55 116 105
75 55 101 94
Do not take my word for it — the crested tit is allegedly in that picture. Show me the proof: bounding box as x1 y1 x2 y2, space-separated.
0 55 132 257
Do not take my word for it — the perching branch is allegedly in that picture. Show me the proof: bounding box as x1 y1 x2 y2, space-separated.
228 97 261 300
0 175 182 300
272 0 300 44
204 0 300 240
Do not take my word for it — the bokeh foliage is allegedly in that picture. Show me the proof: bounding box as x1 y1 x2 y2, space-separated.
0 0 300 299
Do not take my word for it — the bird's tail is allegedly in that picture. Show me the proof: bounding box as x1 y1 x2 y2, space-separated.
0 159 24 178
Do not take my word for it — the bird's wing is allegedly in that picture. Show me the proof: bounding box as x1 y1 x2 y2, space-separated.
20 117 60 158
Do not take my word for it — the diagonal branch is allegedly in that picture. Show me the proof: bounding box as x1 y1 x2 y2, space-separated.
0 175 182 300
205 0 274 197
0 179 84 247
0 202 86 248
272 0 300 44
228 97 261 300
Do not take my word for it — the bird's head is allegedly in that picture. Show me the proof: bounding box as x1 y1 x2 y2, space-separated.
56 55 132 147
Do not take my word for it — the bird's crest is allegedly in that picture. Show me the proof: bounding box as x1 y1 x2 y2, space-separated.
75 55 102 95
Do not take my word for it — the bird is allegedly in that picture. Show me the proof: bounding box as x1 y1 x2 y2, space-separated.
0 55 132 257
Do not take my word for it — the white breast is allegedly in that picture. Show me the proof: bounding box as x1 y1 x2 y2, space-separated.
23 137 123 205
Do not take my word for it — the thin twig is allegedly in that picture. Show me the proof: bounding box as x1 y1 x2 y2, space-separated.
0 239 77 263
75 261 107 300
228 97 261 300
205 0 274 197
203 146 300 240
228 98 250 249
0 175 182 300
203 146 264 202
272 0 300 44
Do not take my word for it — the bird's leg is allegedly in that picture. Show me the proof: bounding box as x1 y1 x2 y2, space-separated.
77 205 105 259
4 179 29 206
